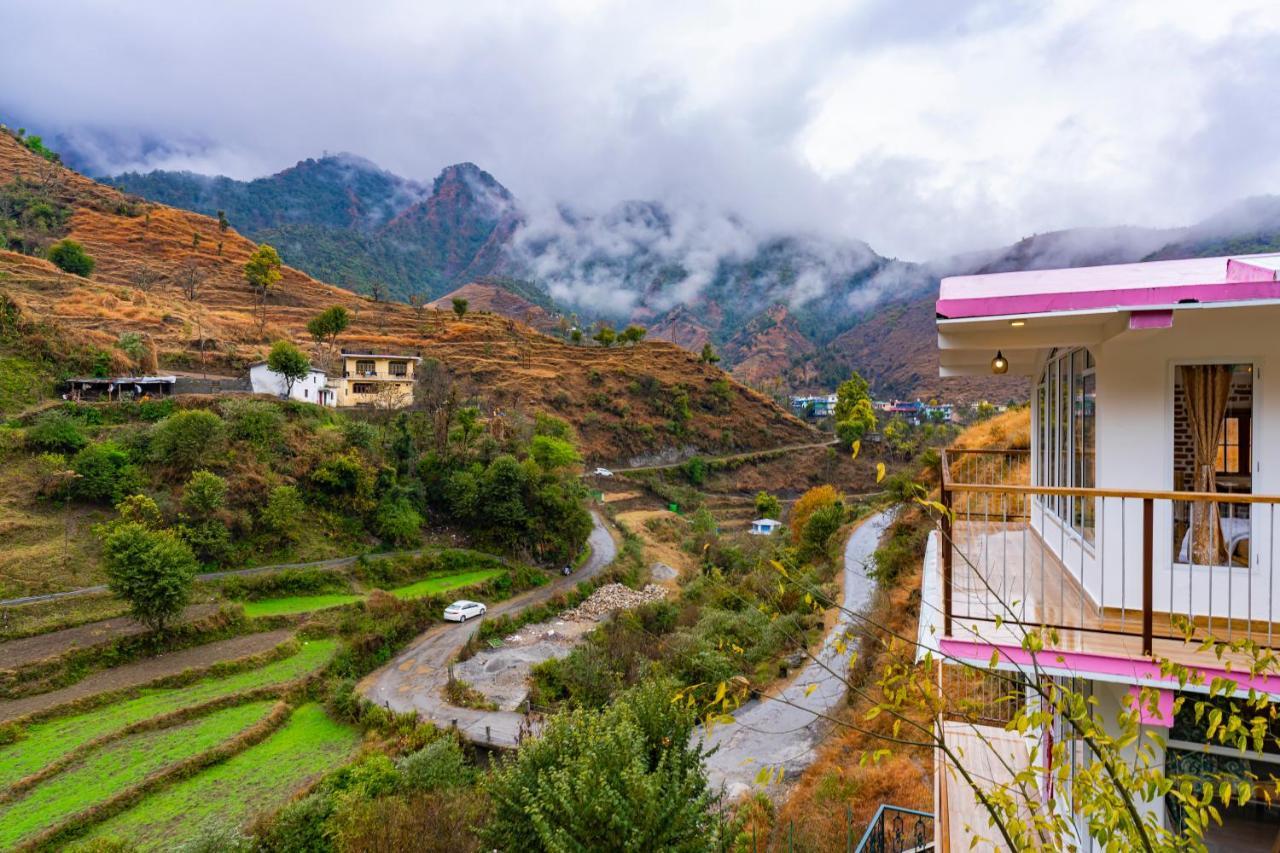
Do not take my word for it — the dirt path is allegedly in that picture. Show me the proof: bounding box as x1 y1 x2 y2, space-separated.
700 509 893 799
359 512 617 748
614 439 839 474
0 604 222 670
0 628 293 722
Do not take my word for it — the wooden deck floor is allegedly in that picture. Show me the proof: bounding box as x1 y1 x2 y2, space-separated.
948 521 1280 673
938 721 1037 852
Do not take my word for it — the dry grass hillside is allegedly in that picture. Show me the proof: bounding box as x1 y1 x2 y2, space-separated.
0 132 817 462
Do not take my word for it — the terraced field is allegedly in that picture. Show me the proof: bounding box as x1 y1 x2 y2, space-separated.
86 704 360 850
0 701 276 848
389 568 505 600
241 568 508 617
0 638 336 789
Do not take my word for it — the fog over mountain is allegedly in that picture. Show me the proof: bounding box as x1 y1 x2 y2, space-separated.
5 1 1280 260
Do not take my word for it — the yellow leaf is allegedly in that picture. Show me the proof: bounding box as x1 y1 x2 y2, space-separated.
805 683 818 697
876 462 886 483
850 439 861 461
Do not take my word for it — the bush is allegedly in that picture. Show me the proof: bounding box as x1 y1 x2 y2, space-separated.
176 518 233 565
260 485 305 540
340 418 378 450
800 502 845 560
71 441 142 504
397 738 473 791
311 451 375 510
255 791 335 853
47 239 95 277
151 409 225 472
220 398 285 451
374 495 424 546
27 409 87 452
183 469 228 516
754 491 782 520
99 521 199 632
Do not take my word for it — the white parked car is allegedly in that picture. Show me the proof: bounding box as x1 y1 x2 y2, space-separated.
443 600 487 622
593 467 614 477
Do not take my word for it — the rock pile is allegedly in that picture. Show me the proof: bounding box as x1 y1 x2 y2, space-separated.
561 583 668 622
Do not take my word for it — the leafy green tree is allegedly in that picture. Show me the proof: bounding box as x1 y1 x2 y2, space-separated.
71 442 142 504
835 397 877 447
800 501 844 560
116 493 163 528
266 340 311 398
397 737 473 791
151 409 225 473
530 434 581 470
454 406 480 451
27 410 87 452
99 522 198 633
183 469 227 516
260 485 305 542
570 328 583 344
483 679 720 852
451 297 469 317
618 324 647 345
47 239 95 277
834 372 871 421
243 244 283 334
699 342 720 364
373 494 423 546
216 210 229 232
754 491 782 519
305 306 350 362
592 324 617 348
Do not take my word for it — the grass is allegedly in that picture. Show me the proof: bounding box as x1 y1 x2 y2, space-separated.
0 354 52 418
0 639 336 790
239 568 508 616
0 700 275 848
388 568 505 600
86 704 360 850
241 593 362 618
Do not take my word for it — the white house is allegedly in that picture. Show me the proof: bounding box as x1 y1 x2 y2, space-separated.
919 252 1280 850
248 362 334 406
749 518 782 536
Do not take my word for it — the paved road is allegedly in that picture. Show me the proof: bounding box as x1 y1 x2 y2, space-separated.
700 509 893 798
358 512 617 748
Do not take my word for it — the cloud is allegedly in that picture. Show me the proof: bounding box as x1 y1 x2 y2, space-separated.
2 0 1278 261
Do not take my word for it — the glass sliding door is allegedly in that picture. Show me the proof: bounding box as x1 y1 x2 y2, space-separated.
1034 347 1096 542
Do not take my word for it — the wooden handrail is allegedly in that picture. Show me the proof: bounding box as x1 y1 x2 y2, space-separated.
945 481 1280 505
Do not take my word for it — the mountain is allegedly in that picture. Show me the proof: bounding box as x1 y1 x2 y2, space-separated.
0 128 818 463
1144 196 1280 260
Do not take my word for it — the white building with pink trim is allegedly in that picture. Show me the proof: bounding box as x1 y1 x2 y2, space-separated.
923 253 1280 850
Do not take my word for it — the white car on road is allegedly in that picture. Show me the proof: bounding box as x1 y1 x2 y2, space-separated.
442 600 487 622
593 467 614 477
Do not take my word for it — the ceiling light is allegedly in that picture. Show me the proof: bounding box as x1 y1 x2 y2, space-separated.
1010 320 1025 327
991 351 1009 375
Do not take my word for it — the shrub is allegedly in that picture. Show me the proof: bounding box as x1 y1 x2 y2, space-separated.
530 434 580 470
311 451 376 510
789 484 840 544
220 398 285 451
71 441 143 504
397 738 473 791
340 418 378 450
27 409 87 452
176 518 233 565
374 495 424 546
260 485 305 540
800 502 845 560
99 521 199 632
255 791 335 853
680 455 708 486
47 239 95 276
151 409 225 472
183 469 228 516
754 491 781 520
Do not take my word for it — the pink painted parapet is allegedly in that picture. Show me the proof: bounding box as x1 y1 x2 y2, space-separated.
1227 258 1280 282
1126 685 1175 726
937 280 1280 320
940 638 1280 701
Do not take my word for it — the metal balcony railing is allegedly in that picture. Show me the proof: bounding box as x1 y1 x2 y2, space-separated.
854 804 934 853
941 447 1280 656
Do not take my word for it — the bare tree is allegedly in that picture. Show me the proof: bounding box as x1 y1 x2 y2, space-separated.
129 267 166 293
176 259 210 377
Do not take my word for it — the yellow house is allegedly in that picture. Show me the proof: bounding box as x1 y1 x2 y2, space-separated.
334 352 420 408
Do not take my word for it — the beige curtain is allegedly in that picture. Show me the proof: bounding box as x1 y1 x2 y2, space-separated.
1180 364 1232 564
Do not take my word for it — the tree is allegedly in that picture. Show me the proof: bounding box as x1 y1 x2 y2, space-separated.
570 328 583 344
593 324 616 348
834 372 871 422
483 679 721 851
266 340 311 398
243 244 283 335
754 491 782 519
618 324 647 345
151 409 225 473
176 259 209 377
99 522 198 633
451 297 469 318
789 484 840 544
306 305 350 365
71 442 142 505
530 434 581 470
835 398 877 447
47 239 94 277
216 210 229 233
260 485 305 542
182 469 227 516
407 293 428 321
699 342 720 364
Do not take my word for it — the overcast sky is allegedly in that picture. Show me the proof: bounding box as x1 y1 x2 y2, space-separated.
4 0 1280 260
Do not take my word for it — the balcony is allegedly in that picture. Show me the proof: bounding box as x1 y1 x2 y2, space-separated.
939 448 1280 668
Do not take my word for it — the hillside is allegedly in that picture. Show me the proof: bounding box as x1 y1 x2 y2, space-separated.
0 130 818 463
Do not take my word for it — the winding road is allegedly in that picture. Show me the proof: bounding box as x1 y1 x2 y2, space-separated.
700 509 894 797
358 511 618 748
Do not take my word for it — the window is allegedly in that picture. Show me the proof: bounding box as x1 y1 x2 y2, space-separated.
304 389 309 399
1034 347 1095 540
355 360 376 376
388 361 408 377
352 383 376 395
1216 415 1249 475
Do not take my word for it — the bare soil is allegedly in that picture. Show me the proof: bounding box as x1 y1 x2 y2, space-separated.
0 604 222 670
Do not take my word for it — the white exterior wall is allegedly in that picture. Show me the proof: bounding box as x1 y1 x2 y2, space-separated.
248 364 333 406
1031 304 1280 622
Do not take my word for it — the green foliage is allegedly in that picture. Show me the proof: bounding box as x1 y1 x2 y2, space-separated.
151 409 225 473
451 297 469 317
834 372 876 447
618 324 647 344
176 519 233 566
483 679 720 852
19 133 60 162
592 324 616 347
699 342 720 364
71 441 142 504
529 434 580 470
219 398 285 451
800 502 844 560
116 493 163 528
183 470 228 516
869 514 928 584
373 495 424 546
47 239 95 277
243 245 283 295
99 522 199 632
306 306 350 350
680 455 708 486
396 738 473 791
310 451 376 511
260 485 305 540
754 491 781 519
116 332 145 362
27 409 87 452
265 340 311 395
0 178 70 254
